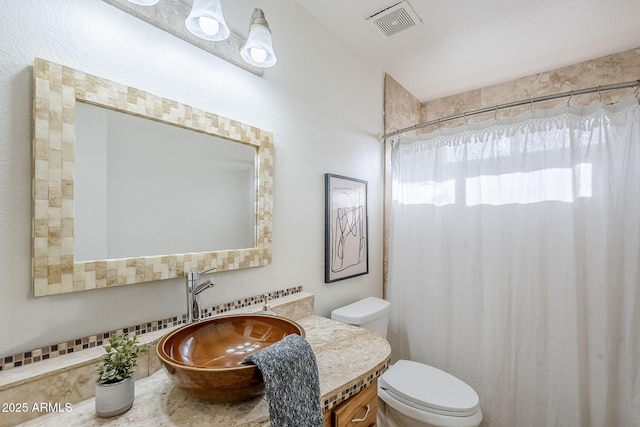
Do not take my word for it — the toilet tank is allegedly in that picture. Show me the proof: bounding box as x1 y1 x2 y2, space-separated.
331 297 390 338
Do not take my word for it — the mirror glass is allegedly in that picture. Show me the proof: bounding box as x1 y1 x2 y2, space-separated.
31 58 273 296
74 102 256 261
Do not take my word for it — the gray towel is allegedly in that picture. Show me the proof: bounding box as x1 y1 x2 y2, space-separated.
242 334 323 427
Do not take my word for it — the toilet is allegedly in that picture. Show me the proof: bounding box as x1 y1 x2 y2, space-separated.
331 297 483 427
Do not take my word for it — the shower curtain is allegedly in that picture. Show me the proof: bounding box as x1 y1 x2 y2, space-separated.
387 97 640 427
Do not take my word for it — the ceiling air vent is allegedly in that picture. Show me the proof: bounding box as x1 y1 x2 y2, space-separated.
366 1 422 38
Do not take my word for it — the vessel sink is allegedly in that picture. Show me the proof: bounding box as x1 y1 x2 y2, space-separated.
156 314 305 403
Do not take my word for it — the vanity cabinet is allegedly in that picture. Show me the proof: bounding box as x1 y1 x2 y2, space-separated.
325 380 378 426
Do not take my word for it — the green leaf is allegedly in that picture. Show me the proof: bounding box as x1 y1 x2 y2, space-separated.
95 333 149 384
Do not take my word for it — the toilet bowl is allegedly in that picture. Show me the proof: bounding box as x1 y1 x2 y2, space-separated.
331 297 482 427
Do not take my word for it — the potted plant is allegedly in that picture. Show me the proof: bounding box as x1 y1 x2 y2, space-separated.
95 334 147 418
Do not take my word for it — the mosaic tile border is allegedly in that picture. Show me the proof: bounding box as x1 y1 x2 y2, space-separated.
0 286 302 372
321 357 391 412
32 57 274 296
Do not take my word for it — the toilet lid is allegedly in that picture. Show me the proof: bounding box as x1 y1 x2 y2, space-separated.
331 297 390 325
379 360 480 417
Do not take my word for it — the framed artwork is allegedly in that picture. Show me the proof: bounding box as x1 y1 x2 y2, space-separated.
324 174 369 283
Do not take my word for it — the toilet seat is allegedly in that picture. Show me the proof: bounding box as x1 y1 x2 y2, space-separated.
379 360 480 417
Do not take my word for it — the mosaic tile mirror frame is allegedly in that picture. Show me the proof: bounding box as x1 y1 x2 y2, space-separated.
32 58 273 296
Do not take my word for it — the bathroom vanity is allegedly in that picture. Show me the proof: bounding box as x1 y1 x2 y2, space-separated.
8 293 390 426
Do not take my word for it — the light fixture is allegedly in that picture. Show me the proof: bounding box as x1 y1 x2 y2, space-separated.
107 0 278 75
240 9 277 68
184 0 230 42
126 0 159 5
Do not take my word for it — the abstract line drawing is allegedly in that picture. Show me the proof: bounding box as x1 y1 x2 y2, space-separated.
325 174 368 283
331 194 365 272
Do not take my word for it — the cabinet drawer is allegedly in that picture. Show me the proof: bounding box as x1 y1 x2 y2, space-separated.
332 380 378 427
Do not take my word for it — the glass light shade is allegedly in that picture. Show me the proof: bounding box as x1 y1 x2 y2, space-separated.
249 47 268 64
198 16 220 36
126 0 159 5
185 0 230 41
240 9 277 68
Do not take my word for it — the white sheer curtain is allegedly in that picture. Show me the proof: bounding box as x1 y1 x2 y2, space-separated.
388 97 640 427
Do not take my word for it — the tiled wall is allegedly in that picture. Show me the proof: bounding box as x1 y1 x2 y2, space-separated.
384 74 422 133
384 47 640 136
420 47 640 133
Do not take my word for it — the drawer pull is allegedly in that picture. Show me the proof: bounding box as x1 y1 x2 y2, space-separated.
351 404 370 423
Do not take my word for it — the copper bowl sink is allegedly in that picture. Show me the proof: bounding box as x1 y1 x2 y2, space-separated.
156 314 305 403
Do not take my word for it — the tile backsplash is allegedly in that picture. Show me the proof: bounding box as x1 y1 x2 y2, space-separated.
0 286 302 372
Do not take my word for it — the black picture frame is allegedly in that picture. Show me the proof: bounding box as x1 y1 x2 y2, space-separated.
324 174 369 283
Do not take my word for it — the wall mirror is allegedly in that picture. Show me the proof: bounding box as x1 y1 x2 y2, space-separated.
32 58 273 296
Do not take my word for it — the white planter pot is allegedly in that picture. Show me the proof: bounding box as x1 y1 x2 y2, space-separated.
95 376 135 418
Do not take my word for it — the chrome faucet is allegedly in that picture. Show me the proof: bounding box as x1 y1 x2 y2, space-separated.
261 293 277 316
186 266 216 323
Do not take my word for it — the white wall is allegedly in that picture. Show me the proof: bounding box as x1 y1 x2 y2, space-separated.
0 0 384 356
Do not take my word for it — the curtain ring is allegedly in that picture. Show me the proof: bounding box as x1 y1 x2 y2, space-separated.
530 98 534 112
494 105 498 120
567 90 573 106
463 112 468 125
597 86 602 102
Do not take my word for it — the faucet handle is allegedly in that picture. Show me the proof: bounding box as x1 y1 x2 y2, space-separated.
187 266 217 281
198 266 217 275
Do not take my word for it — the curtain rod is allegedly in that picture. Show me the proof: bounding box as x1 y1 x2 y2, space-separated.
382 79 640 140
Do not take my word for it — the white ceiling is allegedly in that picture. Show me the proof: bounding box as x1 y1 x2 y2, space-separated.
294 0 640 102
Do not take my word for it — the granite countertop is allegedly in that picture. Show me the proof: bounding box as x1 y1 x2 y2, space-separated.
19 315 391 426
